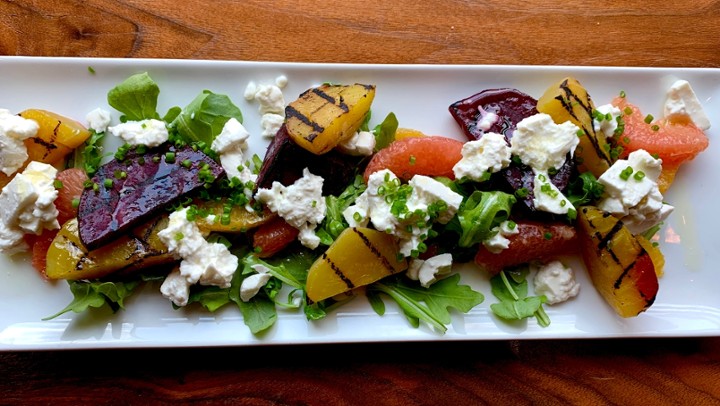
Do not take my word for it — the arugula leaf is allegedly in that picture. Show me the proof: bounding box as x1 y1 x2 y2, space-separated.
317 175 367 245
43 280 140 320
187 286 231 312
237 297 278 334
489 270 550 327
78 130 110 176
226 258 278 334
567 172 605 207
242 252 307 289
373 112 399 151
107 72 160 121
453 190 516 248
368 274 484 333
359 110 372 132
171 90 243 145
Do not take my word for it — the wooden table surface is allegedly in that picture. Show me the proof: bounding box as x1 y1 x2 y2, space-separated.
2 1 719 404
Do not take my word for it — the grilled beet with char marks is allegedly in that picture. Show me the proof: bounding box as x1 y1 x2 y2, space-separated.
449 88 575 212
78 145 223 249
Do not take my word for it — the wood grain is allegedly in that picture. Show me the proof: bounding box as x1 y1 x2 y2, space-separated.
1 0 719 404
2 0 719 66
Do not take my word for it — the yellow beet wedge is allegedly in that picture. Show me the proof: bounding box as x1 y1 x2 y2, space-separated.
46 217 174 280
306 227 407 303
0 109 92 189
193 199 274 234
536 77 613 178
285 83 375 155
19 109 91 165
576 206 659 317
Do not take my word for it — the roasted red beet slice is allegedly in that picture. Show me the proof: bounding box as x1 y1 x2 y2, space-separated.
449 88 538 142
78 145 223 249
255 125 365 196
449 88 575 212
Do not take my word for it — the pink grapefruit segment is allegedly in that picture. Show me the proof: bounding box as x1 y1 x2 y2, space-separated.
363 136 463 182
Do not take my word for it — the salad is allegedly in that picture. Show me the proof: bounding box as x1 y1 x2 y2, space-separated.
0 68 710 336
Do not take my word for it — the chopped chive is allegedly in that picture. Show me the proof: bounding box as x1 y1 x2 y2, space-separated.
619 166 634 181
619 90 626 98
104 178 114 188
181 159 192 168
634 171 646 181
651 125 660 131
53 180 64 189
87 66 96 74
644 114 654 124
544 232 553 240
624 106 633 115
71 198 80 209
165 152 176 163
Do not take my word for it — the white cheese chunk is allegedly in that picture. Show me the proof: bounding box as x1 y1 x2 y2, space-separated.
0 161 60 254
108 119 169 147
406 253 453 288
593 104 622 139
240 264 273 302
337 130 376 156
0 109 39 176
453 132 511 181
510 113 580 216
664 80 711 130
532 260 580 305
597 150 673 234
343 169 462 257
511 113 580 173
160 268 192 307
157 208 239 306
255 168 326 249
245 79 288 137
532 172 574 215
482 220 520 254
85 108 112 134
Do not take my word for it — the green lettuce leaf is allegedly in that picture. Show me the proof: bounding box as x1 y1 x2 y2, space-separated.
373 112 399 151
107 72 160 121
171 90 243 145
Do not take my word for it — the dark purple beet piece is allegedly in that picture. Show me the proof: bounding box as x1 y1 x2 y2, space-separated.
255 125 364 196
448 88 575 211
449 88 538 142
78 145 223 249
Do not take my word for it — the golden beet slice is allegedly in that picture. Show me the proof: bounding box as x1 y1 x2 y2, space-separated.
306 227 407 303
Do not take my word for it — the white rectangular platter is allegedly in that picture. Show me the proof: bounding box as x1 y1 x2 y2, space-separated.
0 56 718 350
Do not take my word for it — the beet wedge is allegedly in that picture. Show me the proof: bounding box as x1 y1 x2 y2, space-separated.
256 124 364 196
449 88 575 212
78 144 223 249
